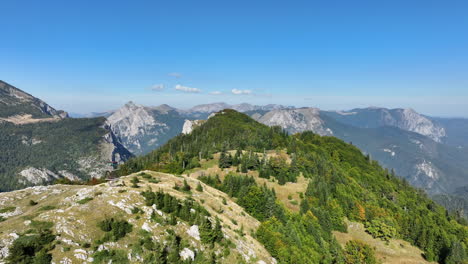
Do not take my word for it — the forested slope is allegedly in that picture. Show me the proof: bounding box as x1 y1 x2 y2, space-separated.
119 110 468 263
0 117 132 191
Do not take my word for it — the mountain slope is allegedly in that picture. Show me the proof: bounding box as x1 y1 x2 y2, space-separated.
0 117 133 191
0 171 274 263
0 80 68 119
0 81 133 191
320 114 468 194
251 107 333 136
119 110 468 263
248 107 468 195
323 107 446 142
106 102 186 155
430 117 468 148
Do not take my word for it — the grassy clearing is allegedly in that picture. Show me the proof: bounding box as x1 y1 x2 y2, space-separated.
187 150 308 212
333 220 435 264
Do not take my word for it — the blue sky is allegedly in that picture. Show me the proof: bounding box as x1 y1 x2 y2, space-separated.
1 0 467 116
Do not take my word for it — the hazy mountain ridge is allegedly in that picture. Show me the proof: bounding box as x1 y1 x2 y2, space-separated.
323 107 447 142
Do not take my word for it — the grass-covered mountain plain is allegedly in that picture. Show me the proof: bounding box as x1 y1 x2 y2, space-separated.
117 110 468 264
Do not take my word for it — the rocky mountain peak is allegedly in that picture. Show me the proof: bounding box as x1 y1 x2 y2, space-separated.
394 108 446 142
253 107 332 136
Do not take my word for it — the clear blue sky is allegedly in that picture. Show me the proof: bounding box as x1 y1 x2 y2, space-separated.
1 0 467 116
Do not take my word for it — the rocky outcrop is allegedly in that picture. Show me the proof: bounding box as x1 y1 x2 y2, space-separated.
102 123 134 163
394 108 446 142
106 102 186 155
252 108 333 136
0 172 275 263
182 119 205 134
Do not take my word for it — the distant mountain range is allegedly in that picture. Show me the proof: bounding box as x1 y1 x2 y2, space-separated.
94 101 468 214
5 79 465 214
0 81 132 191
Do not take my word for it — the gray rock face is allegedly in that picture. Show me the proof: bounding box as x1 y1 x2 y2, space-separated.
187 102 292 114
106 101 186 155
394 108 446 142
326 107 446 142
182 119 205 134
252 108 333 136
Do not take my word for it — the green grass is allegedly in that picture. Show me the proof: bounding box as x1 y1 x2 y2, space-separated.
39 205 56 211
30 220 54 231
77 197 94 204
0 206 16 213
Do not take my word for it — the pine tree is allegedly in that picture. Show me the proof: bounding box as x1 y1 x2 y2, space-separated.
196 182 203 192
213 217 223 243
200 217 214 245
445 241 467 264
182 179 191 192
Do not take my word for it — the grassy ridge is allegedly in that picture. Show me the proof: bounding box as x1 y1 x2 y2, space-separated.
119 110 467 263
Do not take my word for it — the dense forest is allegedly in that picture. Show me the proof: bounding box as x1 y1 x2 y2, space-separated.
119 110 467 263
0 117 110 191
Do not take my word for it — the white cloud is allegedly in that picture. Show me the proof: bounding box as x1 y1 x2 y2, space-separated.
175 84 201 93
231 89 252 95
209 91 223 95
150 84 165 91
168 72 182 78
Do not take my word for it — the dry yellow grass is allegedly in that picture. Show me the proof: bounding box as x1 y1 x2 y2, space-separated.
0 171 275 263
186 150 307 212
334 220 436 264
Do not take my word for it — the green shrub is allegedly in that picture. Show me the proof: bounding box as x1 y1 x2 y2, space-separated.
365 219 397 242
77 197 93 204
30 220 54 232
97 218 133 242
6 231 56 263
0 206 16 213
344 240 378 264
196 182 203 192
39 205 56 211
130 177 140 188
93 249 128 264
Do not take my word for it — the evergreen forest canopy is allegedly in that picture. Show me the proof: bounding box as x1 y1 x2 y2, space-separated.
119 109 467 263
0 117 109 191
